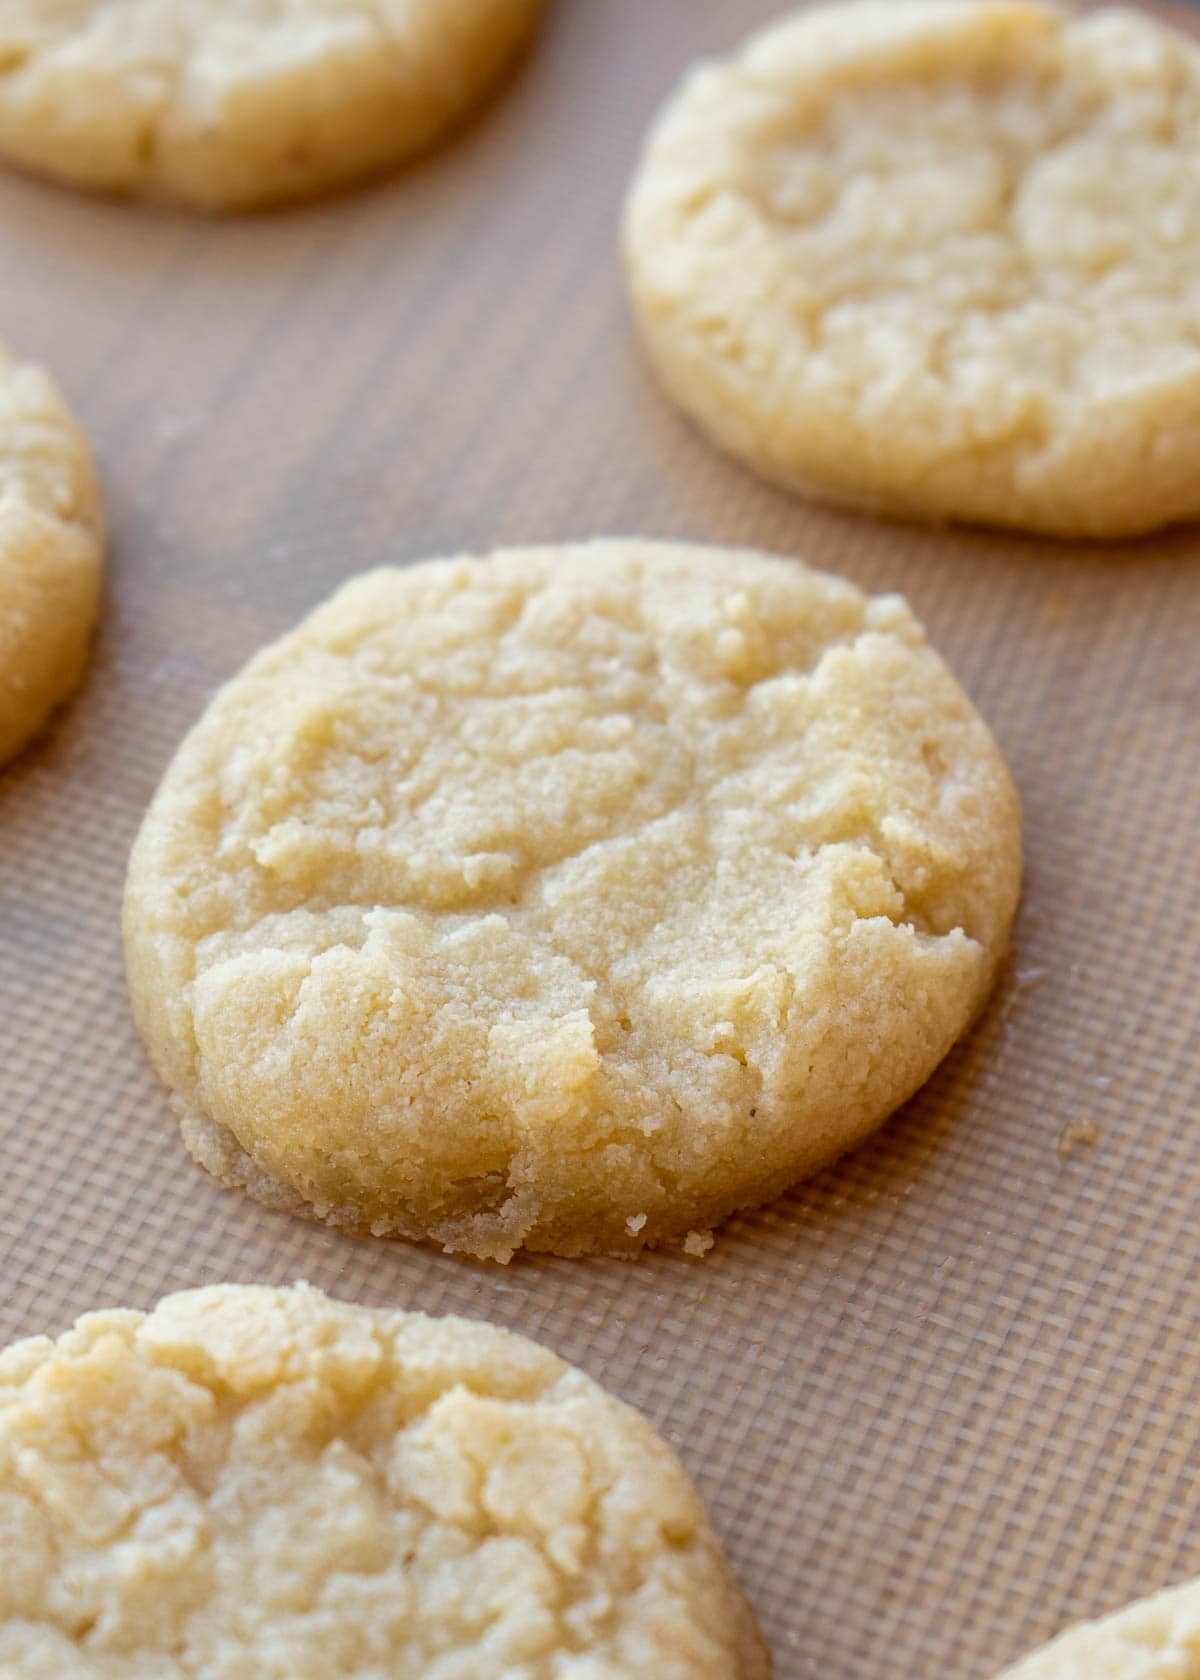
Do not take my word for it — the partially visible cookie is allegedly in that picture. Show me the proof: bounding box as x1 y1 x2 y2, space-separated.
0 343 103 768
124 539 1021 1261
624 1 1200 538
0 0 545 211
0 1282 768 1679
994 1577 1200 1678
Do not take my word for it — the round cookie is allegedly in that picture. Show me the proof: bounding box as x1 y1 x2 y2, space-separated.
0 0 545 211
0 1281 767 1678
0 343 103 768
994 1577 1200 1678
623 1 1200 539
123 539 1021 1261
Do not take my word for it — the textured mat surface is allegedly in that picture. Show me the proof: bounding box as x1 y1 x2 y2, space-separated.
1 4 1198 1676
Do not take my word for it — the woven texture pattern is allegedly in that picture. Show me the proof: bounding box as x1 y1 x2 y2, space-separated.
1 4 1199 1675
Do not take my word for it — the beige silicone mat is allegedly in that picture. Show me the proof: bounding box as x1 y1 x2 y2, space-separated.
3 3 1200 1674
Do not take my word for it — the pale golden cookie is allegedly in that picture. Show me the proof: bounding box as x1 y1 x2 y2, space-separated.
623 1 1200 538
0 0 545 211
0 1282 767 1679
994 1577 1200 1678
123 540 1021 1261
0 343 103 768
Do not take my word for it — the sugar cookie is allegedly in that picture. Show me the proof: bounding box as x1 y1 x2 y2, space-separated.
0 343 103 767
0 0 545 210
624 1 1200 538
994 1577 1200 1678
0 1281 767 1678
124 540 1021 1260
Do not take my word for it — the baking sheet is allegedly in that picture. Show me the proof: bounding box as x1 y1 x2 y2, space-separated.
2 2 1199 1674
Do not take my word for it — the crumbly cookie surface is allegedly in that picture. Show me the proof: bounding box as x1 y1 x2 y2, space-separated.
0 0 544 210
995 1578 1200 1678
123 540 1020 1260
0 343 103 768
0 1282 767 1678
624 1 1200 538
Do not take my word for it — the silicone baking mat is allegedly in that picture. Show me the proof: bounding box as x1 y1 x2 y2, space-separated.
2 3 1199 1674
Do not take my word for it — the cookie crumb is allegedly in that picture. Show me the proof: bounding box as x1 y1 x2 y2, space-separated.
626 1213 648 1235
1040 597 1070 627
683 1229 714 1258
1058 1120 1100 1159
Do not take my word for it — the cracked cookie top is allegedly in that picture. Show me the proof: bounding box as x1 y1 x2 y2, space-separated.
0 341 103 767
624 1 1200 538
123 540 1021 1259
0 1282 767 1678
0 0 544 209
